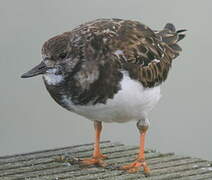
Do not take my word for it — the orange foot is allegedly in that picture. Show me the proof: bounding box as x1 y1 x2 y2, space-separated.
120 159 150 176
80 153 108 167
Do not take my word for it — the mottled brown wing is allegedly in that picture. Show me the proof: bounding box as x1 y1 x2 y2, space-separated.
111 21 186 88
68 19 185 88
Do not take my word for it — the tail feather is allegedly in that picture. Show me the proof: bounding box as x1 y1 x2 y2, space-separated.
157 23 186 57
169 44 182 52
164 23 176 32
178 34 186 41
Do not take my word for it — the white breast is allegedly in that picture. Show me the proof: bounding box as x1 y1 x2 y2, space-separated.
61 72 161 123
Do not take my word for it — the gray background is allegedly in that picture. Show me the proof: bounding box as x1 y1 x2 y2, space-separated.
1 0 212 160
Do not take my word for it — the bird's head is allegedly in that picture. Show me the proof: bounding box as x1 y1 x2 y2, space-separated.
21 33 79 81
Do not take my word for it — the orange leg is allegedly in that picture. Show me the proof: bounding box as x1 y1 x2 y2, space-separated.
121 121 150 176
80 121 107 167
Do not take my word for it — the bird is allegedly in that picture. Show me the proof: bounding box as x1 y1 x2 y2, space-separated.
21 18 186 175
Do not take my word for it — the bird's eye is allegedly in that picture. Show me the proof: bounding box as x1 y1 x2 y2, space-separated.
59 52 67 59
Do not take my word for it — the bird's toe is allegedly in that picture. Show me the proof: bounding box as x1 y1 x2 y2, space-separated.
80 157 107 167
120 160 150 175
94 153 108 159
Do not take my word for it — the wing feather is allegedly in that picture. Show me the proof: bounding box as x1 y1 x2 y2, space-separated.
71 19 186 88
109 21 186 87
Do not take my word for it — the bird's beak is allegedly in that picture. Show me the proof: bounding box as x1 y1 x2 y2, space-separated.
21 61 48 78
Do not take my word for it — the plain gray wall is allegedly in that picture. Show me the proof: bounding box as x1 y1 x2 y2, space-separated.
1 0 212 160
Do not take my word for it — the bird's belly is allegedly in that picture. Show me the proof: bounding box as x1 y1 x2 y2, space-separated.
61 74 161 123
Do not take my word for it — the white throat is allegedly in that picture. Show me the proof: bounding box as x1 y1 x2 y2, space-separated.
43 69 64 85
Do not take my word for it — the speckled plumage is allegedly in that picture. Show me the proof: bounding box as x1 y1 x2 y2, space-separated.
41 18 185 107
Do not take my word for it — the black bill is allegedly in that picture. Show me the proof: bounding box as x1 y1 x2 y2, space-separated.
21 61 48 78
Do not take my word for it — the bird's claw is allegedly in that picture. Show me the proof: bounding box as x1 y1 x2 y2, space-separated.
79 157 107 167
94 153 108 159
120 159 150 176
55 153 108 167
79 152 108 167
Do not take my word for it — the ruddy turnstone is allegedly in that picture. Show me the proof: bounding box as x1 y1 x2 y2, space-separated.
21 18 186 175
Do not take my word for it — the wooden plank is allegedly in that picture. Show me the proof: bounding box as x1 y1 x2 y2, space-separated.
0 141 211 180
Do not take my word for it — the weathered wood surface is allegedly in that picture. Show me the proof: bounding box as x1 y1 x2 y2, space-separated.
0 141 212 180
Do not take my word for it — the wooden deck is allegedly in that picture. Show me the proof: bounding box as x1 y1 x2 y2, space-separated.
0 141 212 180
